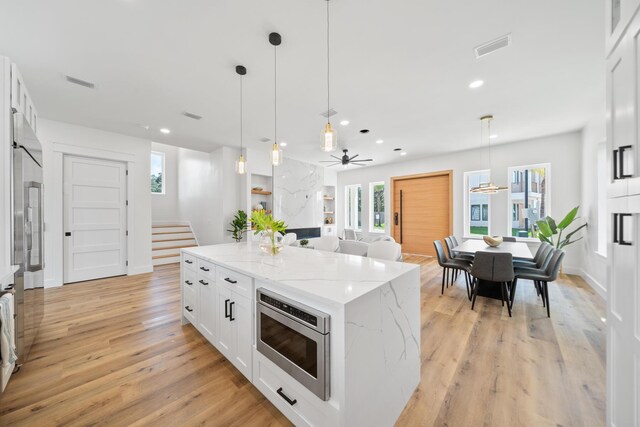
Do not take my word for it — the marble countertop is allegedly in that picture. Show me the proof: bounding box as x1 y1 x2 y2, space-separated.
0 265 19 290
183 243 419 305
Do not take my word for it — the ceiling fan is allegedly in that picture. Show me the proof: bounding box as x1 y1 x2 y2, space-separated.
320 149 373 167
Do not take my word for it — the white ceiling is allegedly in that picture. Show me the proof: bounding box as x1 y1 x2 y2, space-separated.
0 0 604 167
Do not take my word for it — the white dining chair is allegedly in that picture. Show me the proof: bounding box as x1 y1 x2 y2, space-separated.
343 229 358 241
367 241 402 261
312 236 340 252
282 232 297 246
338 240 369 256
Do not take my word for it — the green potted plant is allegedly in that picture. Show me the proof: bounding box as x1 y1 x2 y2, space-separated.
227 210 248 243
250 210 288 255
300 239 309 248
535 206 587 249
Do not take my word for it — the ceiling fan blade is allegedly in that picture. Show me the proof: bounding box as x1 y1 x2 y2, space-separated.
352 159 373 162
330 155 342 161
352 163 367 166
349 154 360 161
320 161 340 163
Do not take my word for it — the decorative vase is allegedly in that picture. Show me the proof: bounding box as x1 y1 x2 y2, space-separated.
483 235 503 247
259 232 284 256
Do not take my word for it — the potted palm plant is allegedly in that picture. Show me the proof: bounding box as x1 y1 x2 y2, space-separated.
535 206 587 249
250 210 288 255
227 210 248 243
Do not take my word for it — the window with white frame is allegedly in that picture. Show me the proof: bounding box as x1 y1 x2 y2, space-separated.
464 170 491 236
150 151 165 194
345 184 362 231
369 182 385 232
507 163 550 238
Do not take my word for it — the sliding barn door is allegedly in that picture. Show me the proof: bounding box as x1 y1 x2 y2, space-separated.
392 171 452 256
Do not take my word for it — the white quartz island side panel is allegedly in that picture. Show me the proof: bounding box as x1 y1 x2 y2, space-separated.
181 243 421 426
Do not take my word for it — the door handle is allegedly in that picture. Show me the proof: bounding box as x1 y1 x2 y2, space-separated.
399 189 403 244
619 213 633 246
619 145 633 179
229 301 235 321
613 149 619 180
613 213 619 244
394 212 399 225
224 299 230 318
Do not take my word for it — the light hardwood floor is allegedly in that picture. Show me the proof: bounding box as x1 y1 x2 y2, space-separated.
0 256 605 426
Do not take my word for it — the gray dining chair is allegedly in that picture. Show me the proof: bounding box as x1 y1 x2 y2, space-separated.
444 236 474 268
513 243 551 269
470 251 514 317
434 240 472 298
511 249 565 317
502 236 517 242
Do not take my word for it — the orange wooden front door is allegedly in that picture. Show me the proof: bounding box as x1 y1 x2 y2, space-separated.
392 172 452 256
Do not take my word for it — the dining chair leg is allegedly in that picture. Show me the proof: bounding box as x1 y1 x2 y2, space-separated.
500 282 505 307
543 281 550 317
441 268 446 295
534 280 541 297
509 278 518 309
464 272 471 300
445 268 449 288
471 278 479 310
539 281 546 307
503 282 512 317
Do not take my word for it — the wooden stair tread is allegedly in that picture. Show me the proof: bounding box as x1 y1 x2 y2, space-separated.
152 245 197 251
153 238 197 243
153 253 182 260
152 224 190 228
152 231 194 235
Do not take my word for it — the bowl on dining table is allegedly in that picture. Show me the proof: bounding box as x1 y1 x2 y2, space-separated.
483 235 503 247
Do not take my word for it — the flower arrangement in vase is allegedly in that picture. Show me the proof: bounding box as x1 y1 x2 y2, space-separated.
250 210 288 256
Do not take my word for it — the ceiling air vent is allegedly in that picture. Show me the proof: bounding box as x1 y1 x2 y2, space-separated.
321 108 338 118
64 75 96 89
182 111 203 120
474 34 511 59
259 137 271 143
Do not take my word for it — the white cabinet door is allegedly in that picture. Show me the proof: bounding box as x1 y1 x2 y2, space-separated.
216 284 234 359
607 196 640 426
232 293 252 379
197 274 216 343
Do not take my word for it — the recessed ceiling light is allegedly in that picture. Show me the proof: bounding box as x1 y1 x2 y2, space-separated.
469 80 484 89
376 139 384 144
340 120 350 126
400 152 407 156
490 134 498 139
160 128 171 134
280 142 287 147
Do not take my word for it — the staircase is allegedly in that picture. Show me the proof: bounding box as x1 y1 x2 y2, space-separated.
152 222 198 266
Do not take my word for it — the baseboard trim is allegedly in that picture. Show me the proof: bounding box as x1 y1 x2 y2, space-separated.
44 278 63 288
128 265 154 276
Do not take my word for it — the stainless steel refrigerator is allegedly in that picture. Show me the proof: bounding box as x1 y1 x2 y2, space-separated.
11 111 44 365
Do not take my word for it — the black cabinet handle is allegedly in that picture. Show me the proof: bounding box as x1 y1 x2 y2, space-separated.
224 277 237 284
185 280 193 286
198 279 209 286
620 145 633 179
276 388 297 406
185 306 193 312
200 266 210 272
613 213 619 243
224 299 230 318
613 149 619 180
185 260 193 264
229 301 235 321
619 213 633 246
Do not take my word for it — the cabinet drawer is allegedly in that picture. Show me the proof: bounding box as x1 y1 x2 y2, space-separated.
254 354 328 427
183 284 197 324
182 253 197 270
197 258 216 279
217 266 253 299
183 269 197 291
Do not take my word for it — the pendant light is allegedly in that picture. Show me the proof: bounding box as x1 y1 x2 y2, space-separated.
470 115 508 194
269 32 283 166
235 65 248 174
321 0 337 152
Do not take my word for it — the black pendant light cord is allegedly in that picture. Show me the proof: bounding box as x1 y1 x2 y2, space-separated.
274 44 278 144
326 0 330 124
240 75 243 154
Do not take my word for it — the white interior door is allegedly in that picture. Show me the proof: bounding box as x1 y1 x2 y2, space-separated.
64 156 127 283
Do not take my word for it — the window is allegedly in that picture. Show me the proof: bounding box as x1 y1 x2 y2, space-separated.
345 184 362 231
507 163 550 238
464 170 490 236
369 182 385 232
150 151 165 194
597 143 607 256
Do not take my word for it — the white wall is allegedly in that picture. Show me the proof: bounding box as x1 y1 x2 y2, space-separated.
337 131 584 270
39 119 153 287
580 115 608 298
0 58 11 281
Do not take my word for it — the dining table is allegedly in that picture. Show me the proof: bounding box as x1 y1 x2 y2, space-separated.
452 239 534 300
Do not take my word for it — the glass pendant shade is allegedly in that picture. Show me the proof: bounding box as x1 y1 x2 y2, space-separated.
321 122 337 152
469 182 508 194
271 143 282 166
235 153 247 174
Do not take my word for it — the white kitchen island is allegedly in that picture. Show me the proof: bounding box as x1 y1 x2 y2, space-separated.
180 242 421 427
